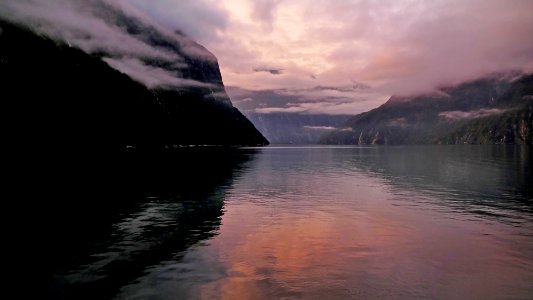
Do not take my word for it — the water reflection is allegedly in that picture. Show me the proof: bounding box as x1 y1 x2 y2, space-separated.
35 146 533 299
144 145 532 300
38 148 257 300
342 146 533 219
241 145 533 219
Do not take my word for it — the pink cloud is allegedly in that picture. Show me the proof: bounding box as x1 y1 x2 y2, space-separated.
4 0 532 114
172 0 532 112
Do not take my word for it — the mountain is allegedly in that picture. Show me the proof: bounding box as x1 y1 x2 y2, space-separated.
244 113 351 144
2 3 267 281
320 74 533 145
0 1 268 152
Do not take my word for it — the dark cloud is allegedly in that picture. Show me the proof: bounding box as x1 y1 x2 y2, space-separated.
126 0 229 41
253 67 284 75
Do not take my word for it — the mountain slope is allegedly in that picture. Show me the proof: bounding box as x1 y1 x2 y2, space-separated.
0 3 268 150
437 75 533 144
320 74 533 145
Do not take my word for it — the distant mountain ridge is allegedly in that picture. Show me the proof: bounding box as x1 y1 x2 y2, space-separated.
320 74 533 145
0 1 268 150
244 113 351 144
225 86 351 144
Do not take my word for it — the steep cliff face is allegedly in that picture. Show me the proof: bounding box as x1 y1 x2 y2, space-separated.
320 74 533 145
0 2 268 150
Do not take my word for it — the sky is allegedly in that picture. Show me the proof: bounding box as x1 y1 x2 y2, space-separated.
124 0 533 114
2 0 533 115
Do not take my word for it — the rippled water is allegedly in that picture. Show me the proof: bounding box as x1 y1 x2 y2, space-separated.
41 146 533 299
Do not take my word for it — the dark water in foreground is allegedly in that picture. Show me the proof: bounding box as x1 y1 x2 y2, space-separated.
39 146 533 299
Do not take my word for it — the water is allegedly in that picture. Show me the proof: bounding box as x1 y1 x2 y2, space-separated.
39 146 533 299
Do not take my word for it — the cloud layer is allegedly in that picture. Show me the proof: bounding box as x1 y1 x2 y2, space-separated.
439 108 506 121
226 85 389 115
125 0 533 113
0 0 217 89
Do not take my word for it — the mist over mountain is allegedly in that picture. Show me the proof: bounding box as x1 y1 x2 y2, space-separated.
225 86 351 143
320 73 533 145
0 0 268 150
244 113 350 144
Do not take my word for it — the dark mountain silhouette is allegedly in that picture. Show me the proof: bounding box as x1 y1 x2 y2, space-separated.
2 8 268 290
0 13 267 152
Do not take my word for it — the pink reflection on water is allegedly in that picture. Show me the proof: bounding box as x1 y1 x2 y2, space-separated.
194 169 533 299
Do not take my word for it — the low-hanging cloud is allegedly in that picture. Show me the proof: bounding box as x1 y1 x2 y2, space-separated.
253 100 384 115
0 0 179 61
303 126 352 132
0 0 218 89
303 126 336 131
438 108 506 121
103 57 214 89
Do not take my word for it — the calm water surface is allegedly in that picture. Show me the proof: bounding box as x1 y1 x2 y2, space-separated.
44 146 533 299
